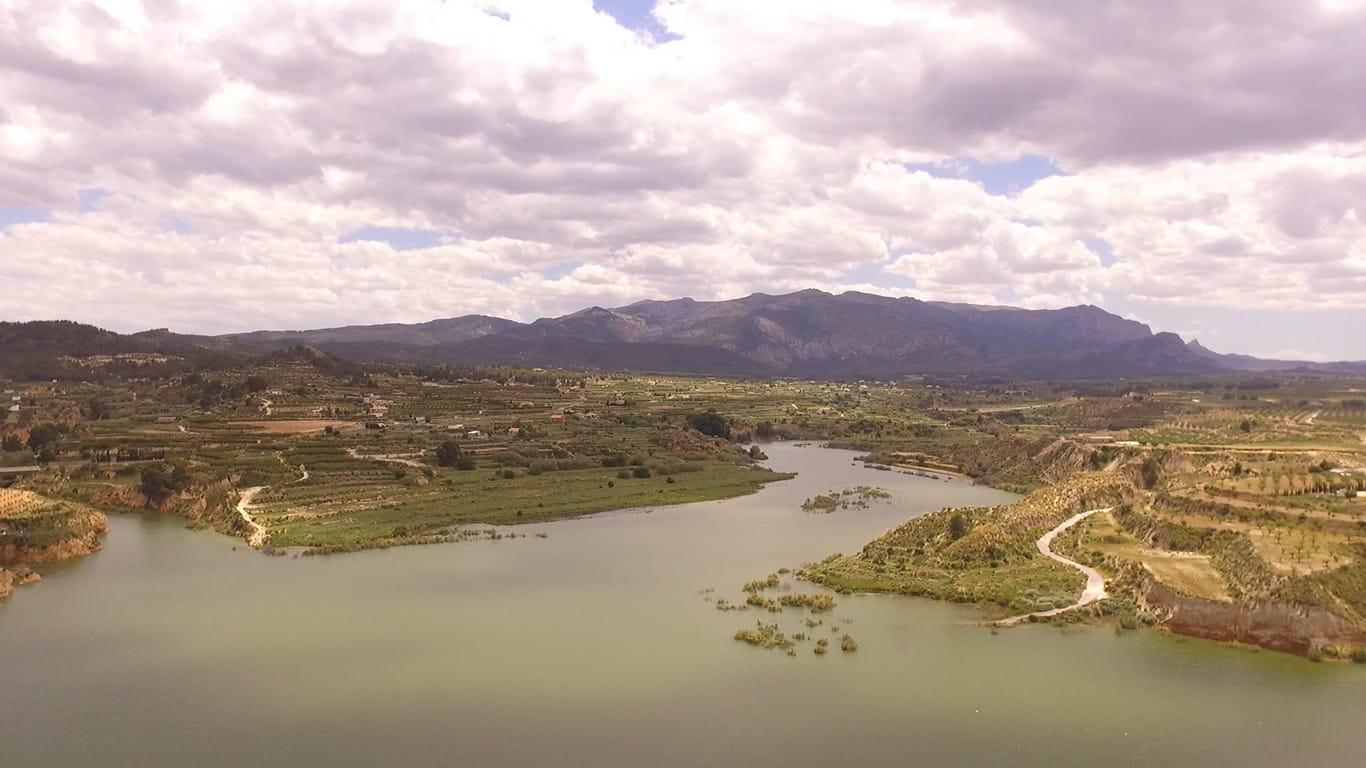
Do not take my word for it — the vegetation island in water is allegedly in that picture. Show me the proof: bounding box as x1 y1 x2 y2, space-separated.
4 345 1366 661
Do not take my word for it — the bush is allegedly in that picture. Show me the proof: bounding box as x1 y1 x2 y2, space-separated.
141 463 190 501
455 455 477 471
688 411 731 439
491 450 531 468
948 512 968 541
435 440 462 467
632 467 652 479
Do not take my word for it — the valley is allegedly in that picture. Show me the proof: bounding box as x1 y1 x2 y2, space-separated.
3 336 1366 660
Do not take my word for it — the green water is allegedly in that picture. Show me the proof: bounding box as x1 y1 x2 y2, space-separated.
2 444 1363 766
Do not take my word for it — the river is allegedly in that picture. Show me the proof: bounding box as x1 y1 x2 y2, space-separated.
1 444 1363 766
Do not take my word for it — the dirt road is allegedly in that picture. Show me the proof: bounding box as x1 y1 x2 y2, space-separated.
995 508 1111 626
235 486 268 548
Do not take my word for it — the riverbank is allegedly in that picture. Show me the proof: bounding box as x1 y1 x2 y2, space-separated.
805 472 1133 615
6 449 1362 767
806 463 1366 659
994 507 1110 626
0 488 108 601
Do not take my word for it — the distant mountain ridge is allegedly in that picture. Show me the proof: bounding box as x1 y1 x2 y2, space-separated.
4 290 1365 380
223 315 521 349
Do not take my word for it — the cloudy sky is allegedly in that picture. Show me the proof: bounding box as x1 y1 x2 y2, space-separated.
2 0 1364 360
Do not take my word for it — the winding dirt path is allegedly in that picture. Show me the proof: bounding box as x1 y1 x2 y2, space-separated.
235 486 268 548
234 460 307 548
996 507 1111 626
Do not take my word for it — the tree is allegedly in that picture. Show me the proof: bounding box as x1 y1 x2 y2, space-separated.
948 512 969 541
435 440 462 468
1141 457 1162 489
244 375 270 393
83 397 111 421
26 423 64 452
139 463 190 501
1 434 22 452
688 411 731 439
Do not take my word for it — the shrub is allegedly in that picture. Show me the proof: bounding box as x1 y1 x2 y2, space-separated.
141 463 190 501
435 440 462 467
632 467 652 479
687 411 732 439
948 512 969 541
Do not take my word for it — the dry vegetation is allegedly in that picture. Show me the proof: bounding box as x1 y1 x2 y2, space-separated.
7 354 1366 655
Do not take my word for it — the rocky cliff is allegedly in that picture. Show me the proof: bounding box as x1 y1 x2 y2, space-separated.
0 489 108 601
1142 583 1366 656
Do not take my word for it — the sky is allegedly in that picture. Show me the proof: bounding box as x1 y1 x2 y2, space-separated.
1 0 1364 361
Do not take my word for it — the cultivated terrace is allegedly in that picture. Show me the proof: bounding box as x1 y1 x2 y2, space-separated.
4 352 1366 657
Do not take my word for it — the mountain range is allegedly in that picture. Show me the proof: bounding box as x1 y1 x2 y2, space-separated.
3 290 1364 380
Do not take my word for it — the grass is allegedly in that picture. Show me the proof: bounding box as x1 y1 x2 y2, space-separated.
808 473 1132 615
0 491 105 555
254 460 790 548
1073 511 1231 602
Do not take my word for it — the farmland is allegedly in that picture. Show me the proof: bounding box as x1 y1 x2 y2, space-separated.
6 352 1366 655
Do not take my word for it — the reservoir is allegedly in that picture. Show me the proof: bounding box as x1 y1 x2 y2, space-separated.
2 444 1363 766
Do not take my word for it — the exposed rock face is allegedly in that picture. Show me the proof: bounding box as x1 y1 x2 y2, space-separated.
0 490 108 599
86 480 239 532
87 485 152 510
1143 584 1366 655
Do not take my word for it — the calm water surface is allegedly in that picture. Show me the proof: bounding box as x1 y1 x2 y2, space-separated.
2 444 1363 766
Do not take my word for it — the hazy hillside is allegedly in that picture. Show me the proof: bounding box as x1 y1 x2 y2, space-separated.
224 315 522 351
5 290 1363 380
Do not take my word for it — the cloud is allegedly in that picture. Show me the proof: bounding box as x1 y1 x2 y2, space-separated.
0 0 1363 357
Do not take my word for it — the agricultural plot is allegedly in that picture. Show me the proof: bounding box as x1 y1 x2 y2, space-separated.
1075 511 1232 602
